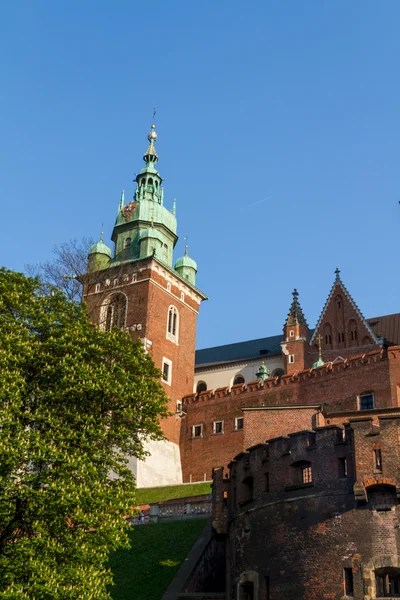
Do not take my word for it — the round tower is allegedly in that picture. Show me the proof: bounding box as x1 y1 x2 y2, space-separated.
87 234 112 273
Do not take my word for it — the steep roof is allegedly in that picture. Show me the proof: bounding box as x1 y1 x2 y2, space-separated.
195 334 283 368
367 313 400 346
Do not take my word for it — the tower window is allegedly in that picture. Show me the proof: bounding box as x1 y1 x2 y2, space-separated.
141 178 145 186
124 237 131 248
359 392 375 410
101 293 127 331
180 292 185 301
344 568 354 596
148 177 153 185
289 354 295 364
161 357 172 386
192 424 203 438
302 466 312 483
374 449 383 472
338 457 348 478
233 375 245 385
166 306 179 343
213 420 224 434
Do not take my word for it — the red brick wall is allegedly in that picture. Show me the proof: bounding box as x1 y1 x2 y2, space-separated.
243 407 322 449
83 258 202 445
180 348 400 481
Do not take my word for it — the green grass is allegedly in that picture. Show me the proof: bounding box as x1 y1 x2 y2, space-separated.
109 519 207 600
135 482 211 505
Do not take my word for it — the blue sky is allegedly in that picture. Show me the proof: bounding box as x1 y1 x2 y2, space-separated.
1 1 400 349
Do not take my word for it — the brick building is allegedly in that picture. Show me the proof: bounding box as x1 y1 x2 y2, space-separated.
211 416 400 599
81 118 400 490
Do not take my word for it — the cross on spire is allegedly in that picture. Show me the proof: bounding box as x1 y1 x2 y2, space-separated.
335 267 341 281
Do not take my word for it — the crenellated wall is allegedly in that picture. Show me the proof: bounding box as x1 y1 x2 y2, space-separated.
179 346 400 482
213 417 400 600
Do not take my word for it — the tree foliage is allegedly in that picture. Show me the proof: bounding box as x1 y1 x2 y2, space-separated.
26 237 94 303
0 268 169 599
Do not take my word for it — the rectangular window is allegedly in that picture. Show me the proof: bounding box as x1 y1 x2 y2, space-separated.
374 449 383 472
95 283 100 293
192 424 203 438
339 457 348 478
359 392 374 410
265 472 270 492
289 354 295 364
265 576 270 600
344 567 354 596
213 420 224 434
302 466 312 484
162 357 172 386
289 330 294 337
235 417 244 431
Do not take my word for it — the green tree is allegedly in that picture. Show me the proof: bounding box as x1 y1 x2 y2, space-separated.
0 268 169 599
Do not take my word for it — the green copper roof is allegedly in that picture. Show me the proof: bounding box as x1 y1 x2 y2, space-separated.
89 238 112 258
175 252 197 271
312 356 325 369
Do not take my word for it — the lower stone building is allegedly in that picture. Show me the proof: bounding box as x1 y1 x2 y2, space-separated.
209 415 400 600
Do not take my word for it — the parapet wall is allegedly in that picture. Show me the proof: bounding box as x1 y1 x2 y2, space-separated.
179 346 400 482
214 417 400 600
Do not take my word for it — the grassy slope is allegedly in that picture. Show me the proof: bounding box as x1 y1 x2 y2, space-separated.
135 482 211 505
109 519 207 600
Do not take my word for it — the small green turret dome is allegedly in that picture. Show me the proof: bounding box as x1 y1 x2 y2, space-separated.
175 253 197 271
89 239 112 258
312 356 325 369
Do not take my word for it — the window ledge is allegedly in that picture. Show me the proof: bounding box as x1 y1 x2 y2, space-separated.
239 498 254 507
285 482 314 492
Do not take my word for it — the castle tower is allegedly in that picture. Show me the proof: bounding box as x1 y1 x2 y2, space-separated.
82 120 207 487
281 289 311 375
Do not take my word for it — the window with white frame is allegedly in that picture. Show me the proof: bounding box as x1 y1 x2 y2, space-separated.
162 357 172 386
289 330 294 337
213 420 224 434
167 282 171 292
132 274 137 283
166 305 179 343
95 283 101 293
192 424 203 438
235 417 244 431
176 400 182 413
289 354 295 364
180 292 185 301
100 293 127 331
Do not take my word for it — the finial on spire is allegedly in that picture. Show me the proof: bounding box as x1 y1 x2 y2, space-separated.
316 334 323 359
172 198 176 216
100 230 104 242
293 288 299 299
118 190 125 213
152 106 156 125
335 267 341 281
285 288 308 328
144 110 158 163
184 236 189 255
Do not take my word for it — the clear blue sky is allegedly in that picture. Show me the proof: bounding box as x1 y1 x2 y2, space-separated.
1 1 399 350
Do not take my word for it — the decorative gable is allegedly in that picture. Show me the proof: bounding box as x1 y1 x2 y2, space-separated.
310 269 381 360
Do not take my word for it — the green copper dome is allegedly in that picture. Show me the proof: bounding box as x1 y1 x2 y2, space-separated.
312 356 325 369
175 253 197 271
89 239 112 258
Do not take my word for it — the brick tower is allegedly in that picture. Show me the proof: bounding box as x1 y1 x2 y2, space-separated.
281 289 311 375
82 119 207 487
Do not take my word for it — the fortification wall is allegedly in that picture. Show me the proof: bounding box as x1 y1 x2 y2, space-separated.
180 347 400 482
214 417 400 600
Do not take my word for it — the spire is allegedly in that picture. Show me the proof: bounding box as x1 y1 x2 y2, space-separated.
118 190 125 213
335 267 341 282
286 289 308 327
312 334 325 369
143 107 158 164
172 198 176 216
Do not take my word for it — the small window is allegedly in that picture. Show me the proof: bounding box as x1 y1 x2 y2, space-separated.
167 282 171 292
233 375 245 385
132 274 137 283
196 381 207 394
124 237 131 248
95 283 100 293
235 417 244 431
213 420 224 434
344 567 354 596
376 568 400 597
167 306 179 343
162 358 172 386
192 424 203 438
302 466 312 484
339 457 348 478
374 449 383 472
180 292 185 301
113 278 118 287
242 476 254 503
359 392 375 410
148 177 153 185
289 354 295 364
289 330 294 337
141 178 145 186
265 472 270 492
176 400 182 413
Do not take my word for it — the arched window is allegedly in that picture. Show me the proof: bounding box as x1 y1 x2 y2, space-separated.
349 319 358 343
234 375 245 385
148 177 153 185
323 323 333 347
196 381 207 394
335 295 343 310
100 293 127 331
155 180 158 188
166 305 179 343
272 369 284 378
141 178 146 186
124 237 131 249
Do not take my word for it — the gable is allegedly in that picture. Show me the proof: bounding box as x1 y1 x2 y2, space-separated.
310 279 380 355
